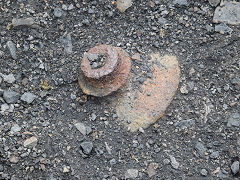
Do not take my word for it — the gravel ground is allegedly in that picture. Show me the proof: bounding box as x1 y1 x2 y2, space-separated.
0 0 240 179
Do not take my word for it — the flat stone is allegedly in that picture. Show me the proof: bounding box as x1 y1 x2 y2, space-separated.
125 169 138 179
231 161 239 175
208 0 220 7
1 73 15 84
80 141 93 155
74 122 86 136
116 54 180 132
12 17 34 27
23 136 38 148
3 91 20 104
21 92 36 104
227 113 240 127
215 23 233 34
53 8 63 17
169 155 179 169
116 0 132 13
195 142 207 158
213 1 240 25
173 0 188 6
6 41 17 59
10 124 21 134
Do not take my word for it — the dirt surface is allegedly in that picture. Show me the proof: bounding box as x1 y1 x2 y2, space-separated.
0 0 240 180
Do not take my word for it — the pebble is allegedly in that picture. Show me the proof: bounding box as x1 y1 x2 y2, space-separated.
227 113 240 127
169 155 179 169
63 166 70 173
1 103 10 113
116 0 132 13
23 136 38 148
109 158 117 165
53 8 63 18
1 73 15 84
125 169 138 179
180 84 189 94
74 122 87 136
163 158 170 165
9 156 19 163
147 163 157 178
3 91 20 104
201 169 208 176
174 119 195 129
59 34 72 54
210 151 219 159
132 53 141 61
0 164 3 171
12 17 34 27
20 92 36 104
91 113 97 121
213 1 240 25
215 23 233 34
195 142 207 158
231 161 239 175
10 124 21 134
208 0 220 7
80 141 93 155
173 0 188 6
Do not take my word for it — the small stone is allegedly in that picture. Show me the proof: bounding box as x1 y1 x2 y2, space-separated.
201 169 208 176
80 141 93 155
63 166 70 173
116 0 132 13
213 1 240 25
3 91 20 104
10 124 21 134
180 85 189 94
0 164 3 171
231 161 239 175
54 8 63 18
173 0 188 6
169 155 179 169
163 158 170 165
1 103 9 113
68 4 74 10
110 158 117 165
147 163 157 178
87 53 98 61
215 23 233 34
23 136 38 148
12 17 34 27
74 122 86 136
132 53 141 61
62 4 68 11
195 142 207 158
9 156 19 163
21 92 36 104
2 74 15 84
125 169 138 179
174 119 195 129
227 113 240 127
91 113 97 121
208 0 220 7
60 34 72 54
210 151 219 159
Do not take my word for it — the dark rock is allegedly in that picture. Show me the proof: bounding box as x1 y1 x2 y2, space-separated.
3 91 20 104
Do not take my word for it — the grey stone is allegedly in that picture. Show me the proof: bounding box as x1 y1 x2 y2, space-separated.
1 103 9 113
60 34 72 54
0 164 3 171
163 158 170 165
10 124 21 134
54 8 63 17
91 113 97 121
110 158 117 165
116 0 132 13
80 141 93 154
174 119 195 129
12 17 34 27
208 0 220 7
210 151 219 159
227 113 240 127
68 4 74 10
169 155 179 169
74 122 87 136
213 1 240 25
215 23 233 34
3 91 20 104
195 142 207 158
21 92 36 104
6 41 17 60
173 0 188 6
201 169 208 176
231 161 239 175
23 136 38 148
1 74 15 84
87 53 98 61
125 169 138 179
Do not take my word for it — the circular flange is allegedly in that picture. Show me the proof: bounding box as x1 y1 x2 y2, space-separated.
78 45 131 97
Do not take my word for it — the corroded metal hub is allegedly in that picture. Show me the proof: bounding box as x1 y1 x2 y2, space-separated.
78 44 131 97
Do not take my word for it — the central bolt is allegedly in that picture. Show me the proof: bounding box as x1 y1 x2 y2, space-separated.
81 46 119 79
